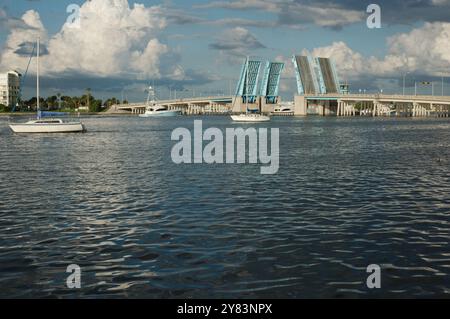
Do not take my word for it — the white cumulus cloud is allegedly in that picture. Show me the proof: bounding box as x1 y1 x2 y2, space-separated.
300 22 450 81
0 0 184 81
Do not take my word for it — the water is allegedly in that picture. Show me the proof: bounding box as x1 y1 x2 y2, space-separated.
0 115 450 298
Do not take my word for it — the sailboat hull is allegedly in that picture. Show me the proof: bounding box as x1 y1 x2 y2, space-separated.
231 114 271 122
9 122 85 133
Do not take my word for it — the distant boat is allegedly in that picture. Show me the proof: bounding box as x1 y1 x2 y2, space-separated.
272 103 294 115
231 56 271 123
139 105 180 117
139 86 180 118
9 38 85 134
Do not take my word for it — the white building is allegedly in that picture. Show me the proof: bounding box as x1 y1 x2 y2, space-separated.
0 71 21 107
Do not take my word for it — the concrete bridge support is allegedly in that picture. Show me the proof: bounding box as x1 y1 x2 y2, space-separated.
436 104 450 117
373 102 391 117
337 100 356 116
294 95 307 116
337 101 342 116
359 101 373 116
412 103 432 117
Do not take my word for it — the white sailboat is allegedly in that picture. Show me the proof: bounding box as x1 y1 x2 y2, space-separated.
139 86 180 117
231 57 270 123
9 38 85 134
231 113 270 122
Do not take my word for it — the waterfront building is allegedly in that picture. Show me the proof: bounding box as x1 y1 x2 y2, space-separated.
0 71 21 107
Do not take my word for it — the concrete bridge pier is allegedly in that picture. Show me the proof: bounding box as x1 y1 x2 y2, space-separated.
413 102 431 117
397 102 407 117
294 96 307 116
325 100 333 116
349 102 356 116
337 100 356 116
375 102 391 116
293 94 450 118
360 101 372 116
437 104 450 117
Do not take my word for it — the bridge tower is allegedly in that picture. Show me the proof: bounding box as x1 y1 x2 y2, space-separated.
235 58 262 104
292 55 342 115
259 61 285 113
233 58 284 113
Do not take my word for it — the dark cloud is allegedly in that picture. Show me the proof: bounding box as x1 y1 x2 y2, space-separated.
209 27 266 53
20 68 214 96
164 10 206 25
162 7 274 28
199 0 450 29
305 0 450 25
13 41 49 57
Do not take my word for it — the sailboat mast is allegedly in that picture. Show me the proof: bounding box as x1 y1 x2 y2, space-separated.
246 56 249 113
37 37 40 112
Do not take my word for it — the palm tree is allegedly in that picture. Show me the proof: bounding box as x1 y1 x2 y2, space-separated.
86 88 91 111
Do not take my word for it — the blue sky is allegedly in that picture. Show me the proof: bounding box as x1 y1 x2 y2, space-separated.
1 0 450 101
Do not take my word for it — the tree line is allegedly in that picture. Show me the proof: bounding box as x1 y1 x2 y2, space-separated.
0 93 128 113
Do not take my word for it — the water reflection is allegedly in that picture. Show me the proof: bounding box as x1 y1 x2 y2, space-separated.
0 116 449 298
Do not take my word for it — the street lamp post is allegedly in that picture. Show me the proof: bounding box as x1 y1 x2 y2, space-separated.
403 74 406 95
402 72 409 96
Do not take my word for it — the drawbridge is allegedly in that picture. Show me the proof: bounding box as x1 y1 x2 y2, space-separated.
235 58 284 105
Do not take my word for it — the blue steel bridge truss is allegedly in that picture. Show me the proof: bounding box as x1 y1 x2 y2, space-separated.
260 61 285 104
235 59 285 104
235 58 262 104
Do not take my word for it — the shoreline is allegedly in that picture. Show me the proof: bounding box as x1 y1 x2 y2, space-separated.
0 112 130 117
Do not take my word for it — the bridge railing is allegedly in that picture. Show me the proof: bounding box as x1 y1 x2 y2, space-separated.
304 93 450 102
113 96 234 109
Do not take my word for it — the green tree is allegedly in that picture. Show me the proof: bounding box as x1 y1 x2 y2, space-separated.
0 104 10 112
46 95 58 110
104 97 119 108
89 99 103 112
61 96 74 109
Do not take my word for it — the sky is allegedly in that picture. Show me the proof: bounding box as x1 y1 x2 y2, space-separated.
1 0 450 102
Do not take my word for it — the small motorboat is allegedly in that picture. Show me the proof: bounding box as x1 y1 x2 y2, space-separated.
272 103 294 115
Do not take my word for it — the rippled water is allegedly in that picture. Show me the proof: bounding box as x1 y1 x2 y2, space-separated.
0 115 450 298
